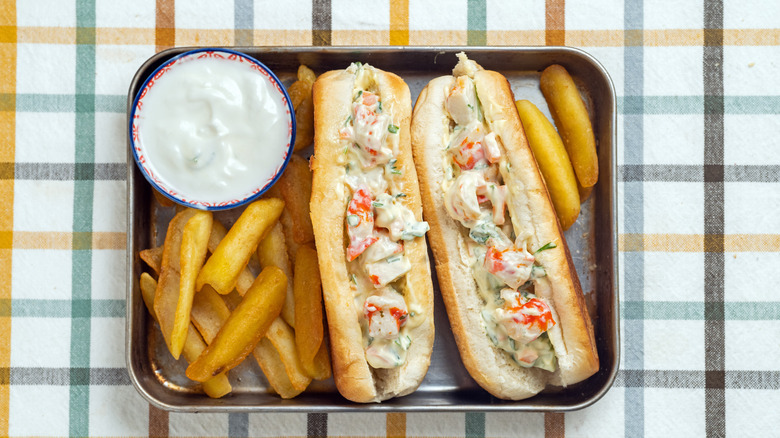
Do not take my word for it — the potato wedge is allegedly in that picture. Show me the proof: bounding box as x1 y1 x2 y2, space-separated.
196 198 284 295
257 222 295 327
276 155 315 245
171 211 213 359
186 266 287 382
289 65 316 152
207 220 256 296
540 64 599 188
154 208 198 354
253 338 305 399
140 272 231 398
189 284 232 344
515 99 580 230
139 246 163 276
293 245 330 379
265 318 312 391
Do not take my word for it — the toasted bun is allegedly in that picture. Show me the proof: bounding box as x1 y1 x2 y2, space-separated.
310 64 435 403
410 60 598 400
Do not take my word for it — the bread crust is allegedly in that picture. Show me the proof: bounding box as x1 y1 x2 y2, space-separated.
310 65 434 403
410 68 598 400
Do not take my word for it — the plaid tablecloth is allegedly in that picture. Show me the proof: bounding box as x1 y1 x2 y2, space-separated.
2 0 779 436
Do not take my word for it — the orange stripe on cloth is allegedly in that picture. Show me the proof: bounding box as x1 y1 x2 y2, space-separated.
487 30 545 45
156 0 175 51
545 0 565 46
408 30 468 45
0 1 13 433
389 0 409 45
97 27 156 45
175 28 234 46
0 231 125 250
16 26 76 44
620 233 780 253
386 412 406 438
252 29 312 46
331 29 391 45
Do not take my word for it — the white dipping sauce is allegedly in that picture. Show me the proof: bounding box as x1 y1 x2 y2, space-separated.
138 57 290 203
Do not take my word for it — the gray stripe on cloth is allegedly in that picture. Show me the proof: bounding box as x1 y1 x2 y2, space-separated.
10 163 125 181
307 412 327 438
7 367 130 385
234 0 253 46
228 413 249 437
704 1 726 436
620 165 780 183
623 0 645 435
312 0 331 46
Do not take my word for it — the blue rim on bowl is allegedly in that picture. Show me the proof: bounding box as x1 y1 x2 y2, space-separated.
129 48 297 211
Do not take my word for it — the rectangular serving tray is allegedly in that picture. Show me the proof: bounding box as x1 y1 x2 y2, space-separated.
126 46 619 412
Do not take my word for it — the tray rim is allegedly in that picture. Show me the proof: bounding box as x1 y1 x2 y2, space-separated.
126 45 620 413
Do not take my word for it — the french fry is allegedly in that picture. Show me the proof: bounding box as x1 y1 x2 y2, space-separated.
515 99 581 230
171 211 213 359
139 272 231 398
196 198 284 295
257 222 295 327
293 246 331 380
186 266 287 382
207 220 256 296
153 189 175 207
190 284 232 343
311 336 332 380
276 154 315 245
253 338 305 399
265 318 312 391
222 289 243 311
289 65 316 152
540 64 599 188
139 246 163 276
154 208 198 354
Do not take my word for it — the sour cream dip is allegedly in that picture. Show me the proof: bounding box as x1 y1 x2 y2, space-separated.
132 50 293 207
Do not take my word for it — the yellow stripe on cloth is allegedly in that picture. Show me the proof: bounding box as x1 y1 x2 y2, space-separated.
390 0 409 45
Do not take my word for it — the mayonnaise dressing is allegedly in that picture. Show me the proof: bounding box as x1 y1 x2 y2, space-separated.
138 57 290 203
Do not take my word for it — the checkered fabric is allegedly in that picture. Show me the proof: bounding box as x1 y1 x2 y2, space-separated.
2 0 779 436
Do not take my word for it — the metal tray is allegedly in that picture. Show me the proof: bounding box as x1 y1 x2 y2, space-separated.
126 46 619 412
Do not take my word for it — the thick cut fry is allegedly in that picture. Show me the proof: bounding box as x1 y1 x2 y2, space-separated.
257 222 295 327
139 272 231 398
293 246 330 379
265 318 312 391
578 179 594 203
154 208 198 354
311 338 332 380
186 266 287 382
190 284 232 343
208 220 256 295
171 211 213 359
289 65 316 152
196 198 284 295
515 99 581 230
139 246 163 276
153 189 175 207
253 338 305 399
276 154 315 245
540 64 599 188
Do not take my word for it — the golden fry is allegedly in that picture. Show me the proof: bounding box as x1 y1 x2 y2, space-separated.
257 222 295 327
277 155 315 245
208 220 256 296
515 99 580 230
190 284 232 344
578 179 594 203
196 198 284 295
310 338 332 380
293 246 330 379
140 272 231 398
153 189 175 207
253 338 305 399
139 246 163 276
154 208 198 354
265 318 312 391
186 266 287 382
298 65 316 84
540 64 599 188
171 211 213 359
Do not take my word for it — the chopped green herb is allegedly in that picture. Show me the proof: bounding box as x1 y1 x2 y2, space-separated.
372 201 383 208
354 62 363 69
350 273 357 284
343 115 352 126
388 124 399 134
506 162 512 172
346 214 360 227
395 192 407 198
391 168 402 175
534 242 557 254
409 311 416 317
386 255 401 263
377 101 383 112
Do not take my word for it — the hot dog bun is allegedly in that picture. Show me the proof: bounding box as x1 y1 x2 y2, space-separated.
310 63 435 403
410 53 598 400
